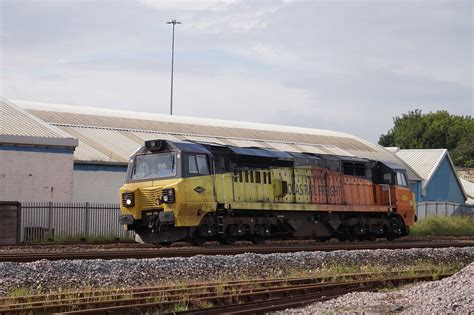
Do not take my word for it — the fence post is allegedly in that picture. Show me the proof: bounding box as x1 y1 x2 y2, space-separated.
48 201 53 238
85 202 90 238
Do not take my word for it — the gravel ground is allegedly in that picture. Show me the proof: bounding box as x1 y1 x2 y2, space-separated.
280 262 474 314
0 247 472 296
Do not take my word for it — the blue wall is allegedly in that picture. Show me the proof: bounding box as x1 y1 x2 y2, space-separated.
424 157 465 203
0 145 74 154
73 163 128 172
410 181 422 202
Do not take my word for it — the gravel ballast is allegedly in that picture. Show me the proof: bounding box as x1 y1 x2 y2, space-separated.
281 262 474 314
0 247 472 296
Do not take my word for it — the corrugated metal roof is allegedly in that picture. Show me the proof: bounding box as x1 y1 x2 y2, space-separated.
396 149 467 200
0 98 70 139
460 178 474 204
8 99 421 181
13 100 376 151
395 149 446 182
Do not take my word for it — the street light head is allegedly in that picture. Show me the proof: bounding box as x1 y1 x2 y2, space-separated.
166 19 181 25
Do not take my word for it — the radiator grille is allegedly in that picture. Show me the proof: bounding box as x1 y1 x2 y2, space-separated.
140 187 163 208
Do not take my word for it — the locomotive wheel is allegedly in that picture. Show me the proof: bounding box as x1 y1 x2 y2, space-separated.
218 235 236 245
250 235 265 245
190 231 207 246
358 233 376 241
366 234 377 241
339 227 356 242
346 233 357 242
317 236 331 242
218 227 236 245
157 241 172 247
385 233 396 241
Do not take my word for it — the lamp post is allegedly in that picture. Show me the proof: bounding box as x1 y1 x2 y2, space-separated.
166 19 181 116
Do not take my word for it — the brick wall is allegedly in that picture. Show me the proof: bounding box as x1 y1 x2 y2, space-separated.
73 170 127 203
0 202 20 245
0 148 74 202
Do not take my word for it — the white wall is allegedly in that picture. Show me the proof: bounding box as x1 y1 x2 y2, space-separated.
0 149 74 202
73 170 127 203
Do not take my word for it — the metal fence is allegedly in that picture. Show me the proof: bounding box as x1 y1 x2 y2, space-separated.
18 200 473 242
416 201 474 219
20 202 133 243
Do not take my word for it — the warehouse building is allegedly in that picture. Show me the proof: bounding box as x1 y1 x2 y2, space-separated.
1 98 422 204
391 148 467 204
0 99 78 202
460 178 473 204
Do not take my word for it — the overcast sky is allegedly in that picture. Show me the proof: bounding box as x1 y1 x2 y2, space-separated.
1 0 472 142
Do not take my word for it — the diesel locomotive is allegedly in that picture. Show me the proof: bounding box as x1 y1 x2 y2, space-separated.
119 139 416 245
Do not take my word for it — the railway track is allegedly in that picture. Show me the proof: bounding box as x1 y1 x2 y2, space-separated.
0 268 456 314
0 241 473 262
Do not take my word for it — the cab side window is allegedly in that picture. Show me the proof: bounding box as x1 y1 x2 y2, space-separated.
196 155 209 174
383 173 393 184
396 172 408 186
187 155 209 175
188 156 198 174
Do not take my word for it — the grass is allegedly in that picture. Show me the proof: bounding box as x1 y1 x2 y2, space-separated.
5 287 33 298
27 233 134 244
168 301 189 312
410 215 474 236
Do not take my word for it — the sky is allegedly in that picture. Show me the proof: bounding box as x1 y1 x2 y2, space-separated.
0 0 472 143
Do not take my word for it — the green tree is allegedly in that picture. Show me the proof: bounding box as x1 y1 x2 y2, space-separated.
379 110 473 167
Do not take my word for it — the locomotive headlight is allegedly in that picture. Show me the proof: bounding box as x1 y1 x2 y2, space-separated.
122 192 135 207
161 188 175 204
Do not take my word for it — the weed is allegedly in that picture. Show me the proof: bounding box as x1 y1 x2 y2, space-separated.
410 216 474 236
5 287 34 298
168 301 189 312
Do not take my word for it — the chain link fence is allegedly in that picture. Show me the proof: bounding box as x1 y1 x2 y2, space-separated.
20 202 134 243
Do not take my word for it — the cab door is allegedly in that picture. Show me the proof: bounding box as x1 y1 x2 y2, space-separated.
395 172 415 225
183 154 216 225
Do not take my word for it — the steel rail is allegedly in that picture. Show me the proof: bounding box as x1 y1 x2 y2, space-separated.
0 270 455 314
0 241 473 262
61 273 456 314
174 286 375 315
